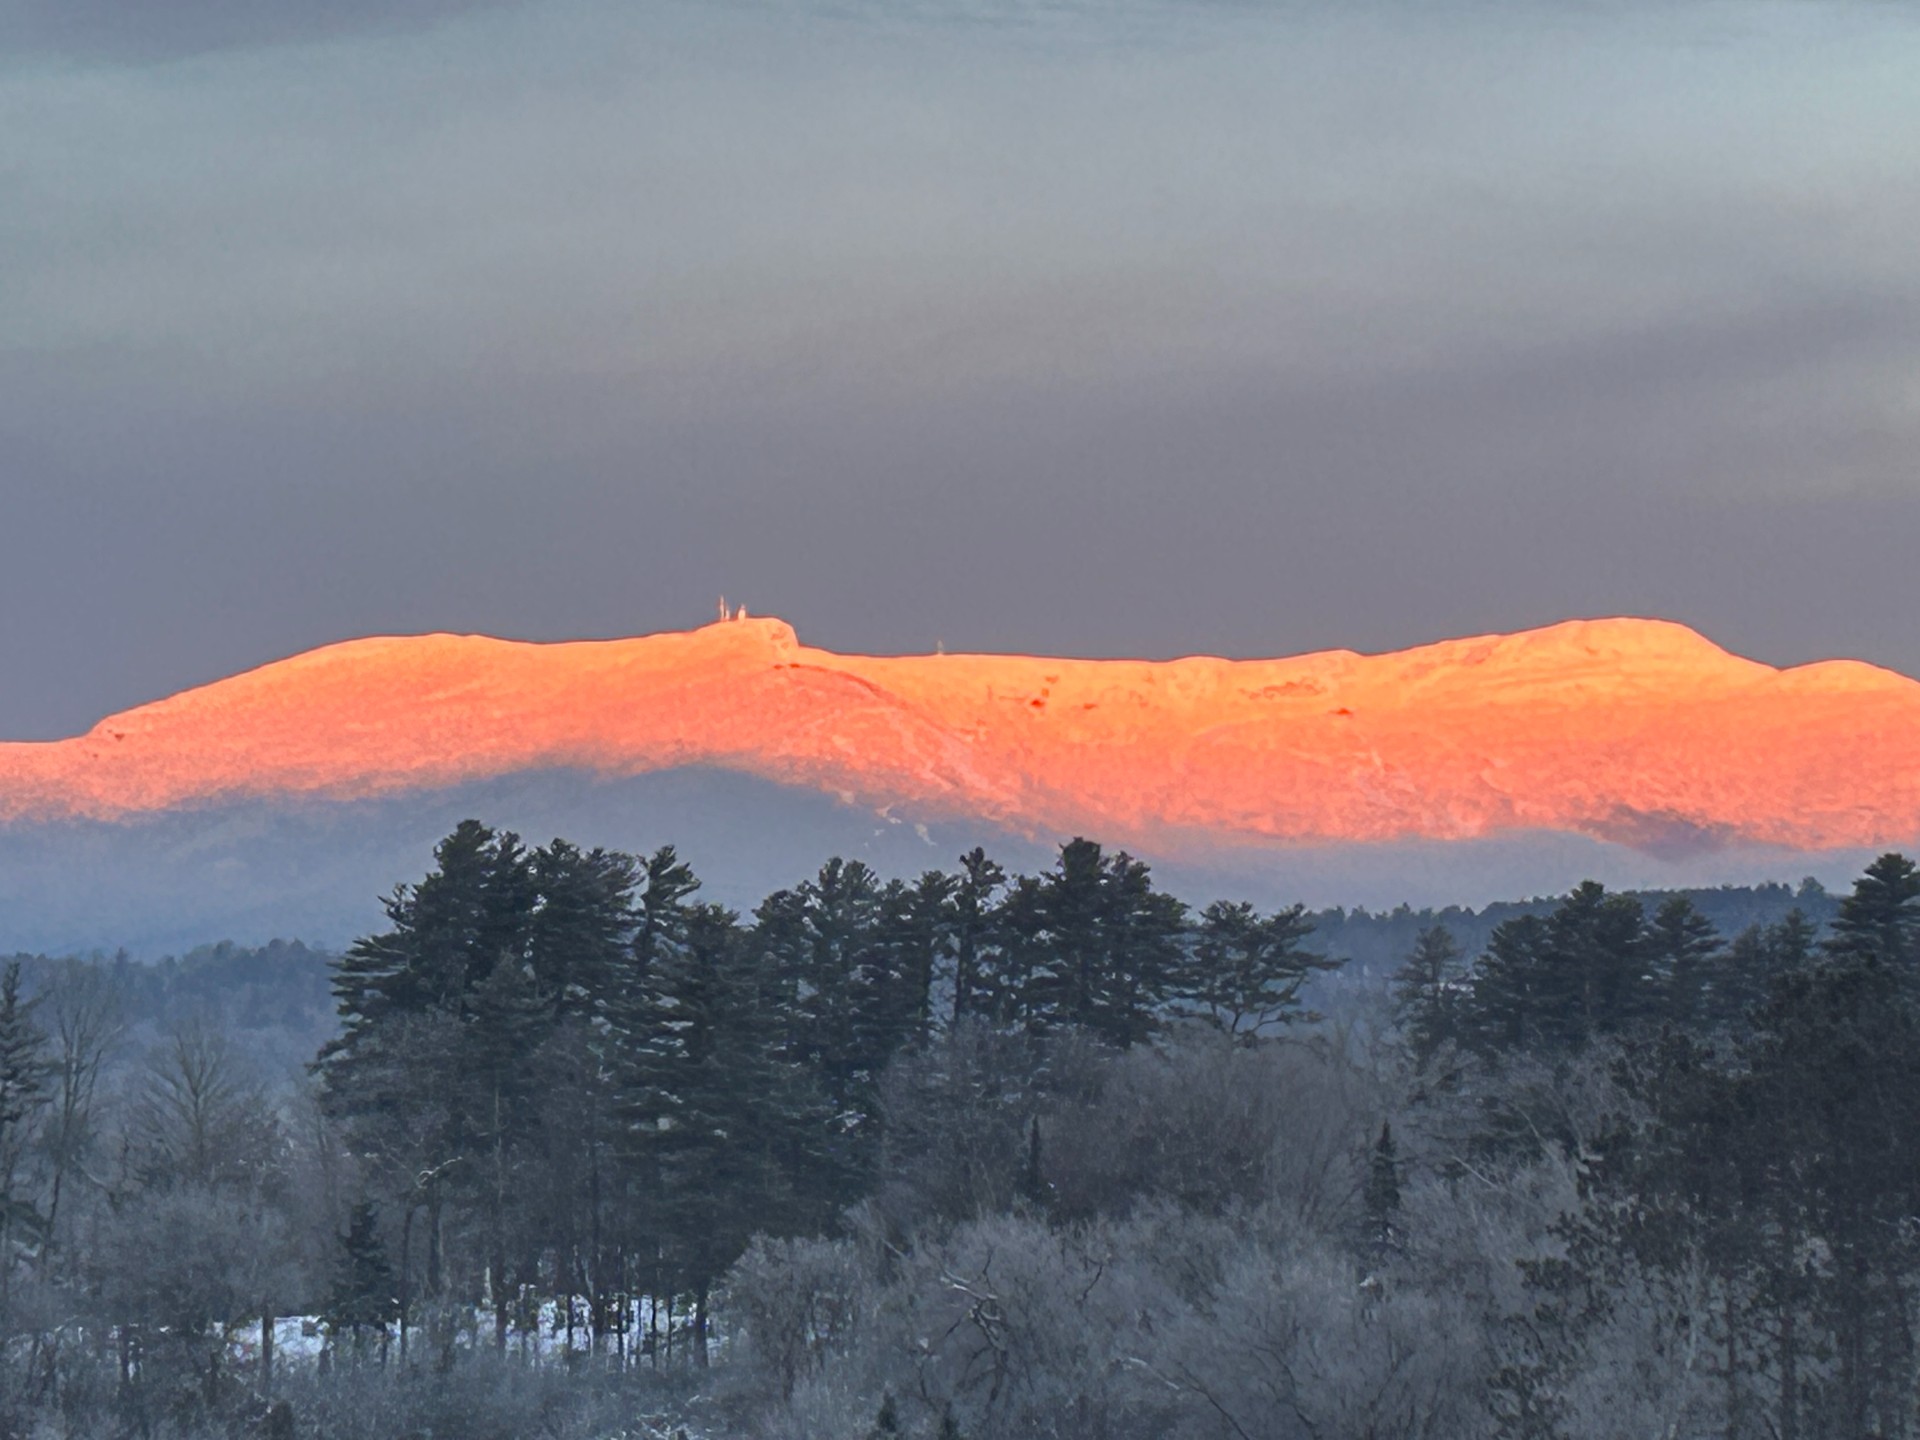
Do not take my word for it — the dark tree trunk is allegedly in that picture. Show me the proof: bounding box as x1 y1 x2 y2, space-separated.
426 1186 443 1299
398 1203 413 1367
261 1312 275 1397
1779 1295 1797 1440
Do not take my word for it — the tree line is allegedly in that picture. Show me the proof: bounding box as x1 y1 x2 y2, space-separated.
712 851 1920 1439
0 825 1916 1439
312 820 1340 1369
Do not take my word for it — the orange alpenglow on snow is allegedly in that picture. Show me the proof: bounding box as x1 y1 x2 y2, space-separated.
1 615 1917 855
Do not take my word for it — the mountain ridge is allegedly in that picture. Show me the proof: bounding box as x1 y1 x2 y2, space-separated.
3 615 1917 856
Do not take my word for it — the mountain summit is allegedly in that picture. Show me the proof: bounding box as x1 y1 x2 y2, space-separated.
3 615 1916 857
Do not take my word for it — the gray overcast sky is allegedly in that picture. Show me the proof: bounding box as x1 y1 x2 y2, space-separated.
3 0 1919 738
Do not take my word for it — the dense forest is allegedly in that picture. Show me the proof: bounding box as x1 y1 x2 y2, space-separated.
0 823 1913 1439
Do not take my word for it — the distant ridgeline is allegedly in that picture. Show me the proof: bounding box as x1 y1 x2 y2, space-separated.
7 938 336 1077
2 831 1847 1075
1309 877 1839 996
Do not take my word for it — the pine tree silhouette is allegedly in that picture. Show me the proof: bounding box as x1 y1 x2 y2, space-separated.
326 1201 398 1359
1364 1120 1401 1253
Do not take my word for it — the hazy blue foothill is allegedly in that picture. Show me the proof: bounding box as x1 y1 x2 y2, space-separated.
0 769 1052 956
0 764 1868 955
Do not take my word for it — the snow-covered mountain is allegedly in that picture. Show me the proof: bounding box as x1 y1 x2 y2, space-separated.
2 615 1914 952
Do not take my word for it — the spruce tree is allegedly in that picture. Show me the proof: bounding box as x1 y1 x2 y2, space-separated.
326 1201 398 1359
1464 913 1548 1057
1649 895 1721 1027
1824 851 1920 971
1549 880 1655 1042
950 847 1006 1026
1713 909 1814 1030
1740 938 1920 1435
1391 924 1464 1066
1464 884 1655 1057
0 962 48 1291
867 1391 902 1437
1015 839 1184 1047
1363 1119 1401 1253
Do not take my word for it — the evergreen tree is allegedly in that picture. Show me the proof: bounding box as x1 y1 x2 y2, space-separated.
0 962 48 1292
612 838 712 1308
526 839 638 1017
614 852 706 1136
855 878 924 1075
1463 913 1549 1057
1179 900 1338 1040
464 950 550 1348
317 822 581 1340
1363 1119 1400 1254
1648 894 1721 1027
319 821 535 1104
867 1391 902 1437
1712 909 1814 1029
326 1201 398 1359
636 900 809 1346
753 859 904 1211
1391 924 1465 1066
891 869 957 1043
950 848 1006 1026
617 847 709 1139
1550 881 1656 1041
1464 883 1655 1057
1083 846 1185 1047
635 846 702 978
520 841 643 1351
1737 945 1920 1438
1012 839 1185 1047
988 875 1049 1030
760 860 887 1082
1824 851 1920 971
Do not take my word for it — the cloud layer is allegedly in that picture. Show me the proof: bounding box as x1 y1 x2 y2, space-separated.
4 0 1919 737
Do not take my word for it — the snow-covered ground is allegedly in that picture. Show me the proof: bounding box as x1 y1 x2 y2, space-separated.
225 1296 721 1371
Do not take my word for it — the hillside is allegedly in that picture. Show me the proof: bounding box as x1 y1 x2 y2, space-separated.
3 615 1917 857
